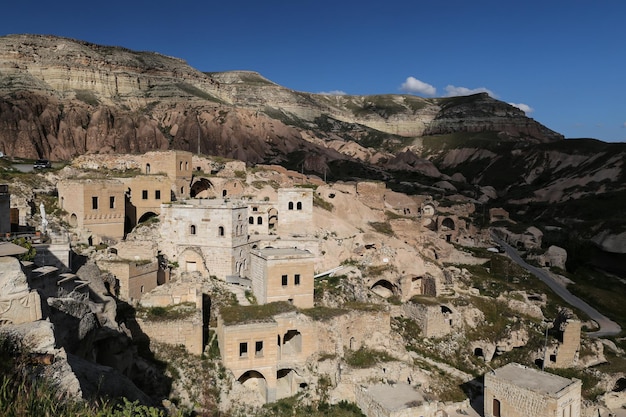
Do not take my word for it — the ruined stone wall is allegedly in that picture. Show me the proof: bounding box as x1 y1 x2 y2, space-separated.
402 303 455 338
250 251 267 304
355 385 438 417
316 309 391 355
277 188 313 235
121 175 171 224
137 312 203 355
98 260 159 301
554 320 581 368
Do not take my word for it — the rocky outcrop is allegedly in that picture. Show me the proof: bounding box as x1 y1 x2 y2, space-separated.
0 34 563 168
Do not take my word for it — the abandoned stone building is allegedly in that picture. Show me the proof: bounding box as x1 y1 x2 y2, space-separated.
217 310 317 403
158 199 249 279
121 174 172 228
249 248 315 309
138 150 193 200
57 179 126 244
484 362 581 417
402 302 458 338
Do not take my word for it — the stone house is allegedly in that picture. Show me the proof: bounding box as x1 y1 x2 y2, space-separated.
57 179 126 244
277 188 314 236
484 362 581 417
121 175 172 227
217 310 317 403
158 199 249 279
138 150 193 200
249 247 315 309
97 259 164 302
247 201 275 235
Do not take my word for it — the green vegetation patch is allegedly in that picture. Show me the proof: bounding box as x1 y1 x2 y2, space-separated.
301 306 348 321
368 221 394 236
220 301 296 325
345 347 396 368
136 302 197 322
313 193 334 211
175 82 222 102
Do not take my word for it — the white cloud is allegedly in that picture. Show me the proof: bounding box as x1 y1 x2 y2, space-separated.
318 90 347 96
509 102 534 115
622 122 626 128
400 77 437 96
444 85 496 98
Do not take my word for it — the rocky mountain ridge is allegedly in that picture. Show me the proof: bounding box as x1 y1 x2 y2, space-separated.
1 34 625 260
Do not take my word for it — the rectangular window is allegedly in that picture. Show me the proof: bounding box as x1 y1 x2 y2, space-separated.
142 190 148 200
281 274 288 286
294 274 300 286
255 341 263 356
109 196 115 209
155 190 161 200
92 196 98 210
239 342 248 358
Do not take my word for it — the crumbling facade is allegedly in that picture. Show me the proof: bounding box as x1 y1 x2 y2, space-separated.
484 363 581 417
217 311 317 402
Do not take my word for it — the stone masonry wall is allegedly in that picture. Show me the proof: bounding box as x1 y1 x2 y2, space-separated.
138 311 203 355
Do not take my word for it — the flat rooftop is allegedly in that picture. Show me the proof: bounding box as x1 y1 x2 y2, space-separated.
364 384 426 412
490 363 578 395
254 247 314 259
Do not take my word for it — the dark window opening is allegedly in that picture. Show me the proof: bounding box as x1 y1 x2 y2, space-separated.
92 196 98 210
294 274 300 285
257 216 262 225
219 226 225 236
239 342 248 357
249 216 254 224
142 190 148 200
190 225 196 235
255 341 263 356
296 202 302 210
282 274 288 286
155 190 161 199
109 196 115 209
288 202 294 210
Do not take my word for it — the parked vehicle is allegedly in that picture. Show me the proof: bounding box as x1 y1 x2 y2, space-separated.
33 159 52 169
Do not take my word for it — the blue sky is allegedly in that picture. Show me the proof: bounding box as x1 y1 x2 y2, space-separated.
2 1 625 142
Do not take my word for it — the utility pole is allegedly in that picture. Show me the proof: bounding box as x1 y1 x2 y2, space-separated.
196 112 201 156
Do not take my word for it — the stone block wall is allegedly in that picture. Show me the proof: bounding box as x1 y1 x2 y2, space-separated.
316 309 391 355
58 179 125 243
250 248 314 308
138 311 203 355
277 188 313 235
402 302 456 338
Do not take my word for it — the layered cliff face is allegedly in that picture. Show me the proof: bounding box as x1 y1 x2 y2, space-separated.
2 34 625 256
0 34 561 167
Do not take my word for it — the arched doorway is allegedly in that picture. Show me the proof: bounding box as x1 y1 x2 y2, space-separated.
190 178 215 198
268 208 278 230
137 211 158 224
276 368 300 400
238 370 268 402
371 279 396 298
69 213 78 227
